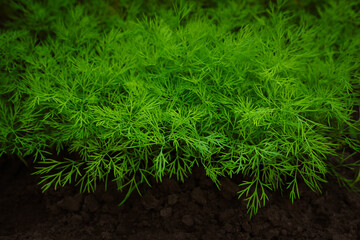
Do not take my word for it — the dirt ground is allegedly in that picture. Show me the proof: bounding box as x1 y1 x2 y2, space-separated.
1 153 360 240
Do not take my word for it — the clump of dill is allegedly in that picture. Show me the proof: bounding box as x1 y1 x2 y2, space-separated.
1 0 359 217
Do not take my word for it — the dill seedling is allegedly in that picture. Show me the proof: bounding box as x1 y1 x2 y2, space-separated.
1 0 359 218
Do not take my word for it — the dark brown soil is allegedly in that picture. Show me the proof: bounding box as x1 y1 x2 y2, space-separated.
1 154 360 240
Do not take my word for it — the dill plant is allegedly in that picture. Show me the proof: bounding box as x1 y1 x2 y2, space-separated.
0 0 359 218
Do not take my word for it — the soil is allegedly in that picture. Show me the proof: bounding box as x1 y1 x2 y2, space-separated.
1 153 360 240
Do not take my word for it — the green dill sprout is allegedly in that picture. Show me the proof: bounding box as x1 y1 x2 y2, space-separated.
1 0 359 218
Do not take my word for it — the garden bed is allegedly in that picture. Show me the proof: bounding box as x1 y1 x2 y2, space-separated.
1 0 360 235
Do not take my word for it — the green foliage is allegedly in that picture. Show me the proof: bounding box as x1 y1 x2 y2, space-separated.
1 0 360 218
